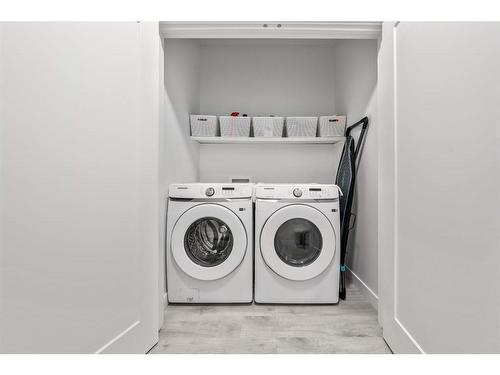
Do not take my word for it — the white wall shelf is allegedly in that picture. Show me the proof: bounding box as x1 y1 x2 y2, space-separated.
191 136 345 144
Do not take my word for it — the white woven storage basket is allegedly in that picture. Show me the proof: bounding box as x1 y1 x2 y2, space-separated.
285 117 318 137
253 117 284 137
319 115 347 137
219 116 251 137
190 115 218 137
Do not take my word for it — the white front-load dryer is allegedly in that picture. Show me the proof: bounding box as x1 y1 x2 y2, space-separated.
254 183 341 304
166 183 253 303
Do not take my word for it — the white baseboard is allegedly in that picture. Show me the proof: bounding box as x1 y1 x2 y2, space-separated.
94 321 141 354
163 292 168 310
346 267 378 311
158 292 167 330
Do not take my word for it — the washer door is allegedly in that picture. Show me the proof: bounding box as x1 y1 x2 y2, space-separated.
171 203 247 281
260 204 336 281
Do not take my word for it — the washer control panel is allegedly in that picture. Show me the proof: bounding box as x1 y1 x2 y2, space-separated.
255 184 340 200
169 183 253 199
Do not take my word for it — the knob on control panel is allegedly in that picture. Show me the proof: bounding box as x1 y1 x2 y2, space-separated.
205 187 215 197
293 188 303 198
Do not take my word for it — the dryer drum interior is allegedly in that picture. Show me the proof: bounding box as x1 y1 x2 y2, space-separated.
274 218 323 267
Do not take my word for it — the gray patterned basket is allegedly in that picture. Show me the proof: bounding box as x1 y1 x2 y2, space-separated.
319 115 347 137
285 117 318 137
219 116 251 137
190 115 218 137
253 117 284 137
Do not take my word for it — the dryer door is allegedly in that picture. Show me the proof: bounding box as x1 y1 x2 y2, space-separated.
171 203 247 281
260 204 336 281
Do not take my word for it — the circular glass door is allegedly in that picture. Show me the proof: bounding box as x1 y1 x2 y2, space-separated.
171 204 247 281
274 218 323 267
260 204 335 281
184 217 233 267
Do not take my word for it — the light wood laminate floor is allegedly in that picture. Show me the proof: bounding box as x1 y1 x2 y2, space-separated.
149 285 391 354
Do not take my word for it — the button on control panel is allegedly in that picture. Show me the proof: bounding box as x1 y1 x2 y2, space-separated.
205 187 215 197
293 188 303 198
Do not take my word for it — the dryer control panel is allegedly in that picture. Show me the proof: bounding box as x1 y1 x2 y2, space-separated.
255 184 340 200
169 183 253 199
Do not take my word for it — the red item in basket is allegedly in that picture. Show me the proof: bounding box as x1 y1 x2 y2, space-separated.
230 112 240 117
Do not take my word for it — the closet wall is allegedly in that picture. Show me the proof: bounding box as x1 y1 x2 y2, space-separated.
197 39 341 183
162 39 201 188
161 39 201 307
198 40 337 116
334 39 379 305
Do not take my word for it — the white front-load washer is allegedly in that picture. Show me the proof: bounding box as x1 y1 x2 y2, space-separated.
254 183 341 304
166 183 253 303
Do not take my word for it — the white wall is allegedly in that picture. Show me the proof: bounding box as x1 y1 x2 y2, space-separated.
161 39 201 304
333 40 379 305
199 39 337 116
199 144 341 184
163 39 201 188
198 39 342 183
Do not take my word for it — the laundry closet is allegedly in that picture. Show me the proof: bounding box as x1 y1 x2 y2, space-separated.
159 22 380 314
